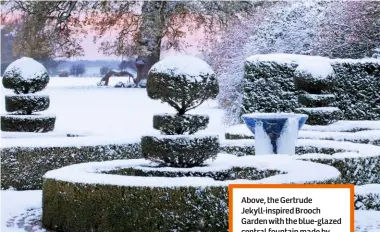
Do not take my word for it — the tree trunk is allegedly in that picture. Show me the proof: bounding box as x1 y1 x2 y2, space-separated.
134 1 167 84
134 54 160 84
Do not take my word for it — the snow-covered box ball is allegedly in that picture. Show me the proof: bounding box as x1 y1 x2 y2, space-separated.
147 55 219 114
2 57 49 94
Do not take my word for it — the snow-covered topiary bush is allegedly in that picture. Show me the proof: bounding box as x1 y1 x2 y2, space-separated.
147 55 218 115
2 57 49 94
1 57 56 133
143 55 220 168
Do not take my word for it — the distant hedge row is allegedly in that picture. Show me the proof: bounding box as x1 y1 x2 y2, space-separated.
242 55 380 121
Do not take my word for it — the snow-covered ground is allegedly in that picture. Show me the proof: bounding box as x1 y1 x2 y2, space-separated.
1 78 379 231
0 77 224 231
1 77 224 138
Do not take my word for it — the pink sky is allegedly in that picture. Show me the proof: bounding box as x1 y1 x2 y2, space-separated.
2 8 207 61
78 30 204 61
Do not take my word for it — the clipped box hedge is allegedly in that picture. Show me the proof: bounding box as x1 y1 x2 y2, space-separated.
220 139 380 185
42 179 380 232
43 180 229 232
1 138 141 190
242 54 380 121
42 154 340 232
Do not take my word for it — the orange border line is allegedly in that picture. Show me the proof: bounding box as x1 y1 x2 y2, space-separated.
228 184 354 232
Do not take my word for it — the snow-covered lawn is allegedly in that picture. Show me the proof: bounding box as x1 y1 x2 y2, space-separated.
1 78 379 231
0 77 224 231
1 77 224 138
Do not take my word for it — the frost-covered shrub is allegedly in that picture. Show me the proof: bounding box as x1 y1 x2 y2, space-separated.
2 57 49 94
153 114 209 135
5 94 50 114
147 55 218 115
208 1 379 125
207 1 332 125
141 135 219 168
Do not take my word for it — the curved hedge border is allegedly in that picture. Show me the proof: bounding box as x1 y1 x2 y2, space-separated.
42 155 339 232
220 139 380 185
0 136 141 190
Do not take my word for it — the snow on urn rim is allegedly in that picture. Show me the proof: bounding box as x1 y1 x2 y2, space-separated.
242 112 309 119
43 153 340 187
4 57 48 80
149 55 214 79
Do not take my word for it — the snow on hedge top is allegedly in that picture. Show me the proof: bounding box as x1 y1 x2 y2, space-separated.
4 57 48 80
245 53 333 80
295 56 333 80
149 55 214 81
43 153 339 187
246 53 313 64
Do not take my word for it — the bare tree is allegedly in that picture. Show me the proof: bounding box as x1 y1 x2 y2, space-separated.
313 1 380 58
5 1 259 84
